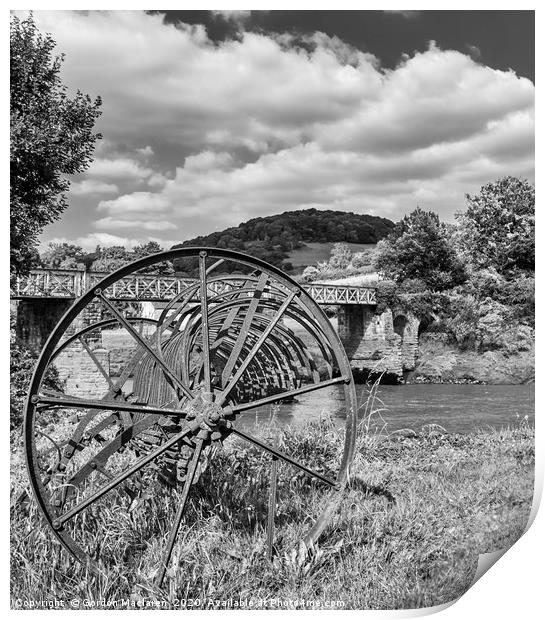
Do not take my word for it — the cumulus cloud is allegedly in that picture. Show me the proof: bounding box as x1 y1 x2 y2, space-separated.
97 192 172 216
87 157 154 181
466 44 482 60
69 179 118 195
211 10 252 24
95 216 177 231
25 10 534 244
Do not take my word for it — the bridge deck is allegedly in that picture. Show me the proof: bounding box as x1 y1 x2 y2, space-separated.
11 269 377 306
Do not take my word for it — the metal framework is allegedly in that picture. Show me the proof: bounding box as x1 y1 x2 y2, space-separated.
24 248 358 588
12 268 377 305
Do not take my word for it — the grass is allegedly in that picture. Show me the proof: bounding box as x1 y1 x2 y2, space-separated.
10 412 534 610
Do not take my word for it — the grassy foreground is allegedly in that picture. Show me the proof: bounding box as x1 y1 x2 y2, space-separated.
10 418 534 610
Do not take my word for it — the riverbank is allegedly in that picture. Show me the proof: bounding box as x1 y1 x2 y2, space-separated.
10 419 534 610
410 340 535 385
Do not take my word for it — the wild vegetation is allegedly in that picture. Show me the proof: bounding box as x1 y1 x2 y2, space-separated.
10 14 102 278
10 412 534 609
37 210 394 277
171 209 394 275
300 177 534 382
301 242 377 283
40 240 175 274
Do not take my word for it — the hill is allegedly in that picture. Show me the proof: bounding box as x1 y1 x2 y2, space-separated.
171 208 394 275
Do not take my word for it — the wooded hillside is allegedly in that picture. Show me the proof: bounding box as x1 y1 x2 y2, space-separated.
171 208 394 273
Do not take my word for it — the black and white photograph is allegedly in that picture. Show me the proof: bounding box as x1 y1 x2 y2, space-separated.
9 7 536 612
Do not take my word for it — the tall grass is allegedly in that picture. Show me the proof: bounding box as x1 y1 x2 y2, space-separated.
10 403 534 610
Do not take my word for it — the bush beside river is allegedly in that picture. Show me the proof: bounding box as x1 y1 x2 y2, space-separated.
410 340 535 385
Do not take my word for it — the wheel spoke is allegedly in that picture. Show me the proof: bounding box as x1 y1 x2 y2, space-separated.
35 394 187 419
78 336 117 392
225 424 337 488
96 291 194 400
217 289 297 406
157 436 204 587
54 424 196 527
206 258 225 275
221 272 268 386
267 455 278 561
198 251 212 394
65 415 163 490
230 374 350 413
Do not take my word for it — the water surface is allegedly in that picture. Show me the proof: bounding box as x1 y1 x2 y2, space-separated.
238 383 535 435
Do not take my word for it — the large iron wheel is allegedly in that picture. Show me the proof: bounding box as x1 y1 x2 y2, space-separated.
24 248 357 586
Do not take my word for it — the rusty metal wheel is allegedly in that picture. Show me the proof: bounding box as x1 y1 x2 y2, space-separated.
24 248 357 586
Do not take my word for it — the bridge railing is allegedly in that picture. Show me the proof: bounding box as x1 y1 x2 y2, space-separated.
11 269 376 305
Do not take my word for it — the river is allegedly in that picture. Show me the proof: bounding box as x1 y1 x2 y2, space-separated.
238 383 535 435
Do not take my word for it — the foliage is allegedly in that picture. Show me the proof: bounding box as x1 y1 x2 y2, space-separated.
40 241 173 275
10 331 63 430
374 279 399 314
91 245 132 273
459 267 534 327
301 244 376 283
375 279 450 319
455 177 535 276
41 242 85 269
172 208 394 274
10 14 102 277
301 265 321 283
445 295 533 353
374 208 467 291
351 250 372 269
329 242 352 269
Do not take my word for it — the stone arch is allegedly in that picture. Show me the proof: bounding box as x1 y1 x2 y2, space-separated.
393 314 409 341
417 313 438 337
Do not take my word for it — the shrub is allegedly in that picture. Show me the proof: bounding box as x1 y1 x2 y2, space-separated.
443 296 533 353
374 207 467 291
10 332 63 430
455 176 534 276
301 265 320 282
351 251 372 269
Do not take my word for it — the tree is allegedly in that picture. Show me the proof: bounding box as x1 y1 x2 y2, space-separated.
91 245 133 273
455 176 534 276
132 241 174 275
10 14 102 277
374 207 466 291
41 242 85 269
329 242 352 269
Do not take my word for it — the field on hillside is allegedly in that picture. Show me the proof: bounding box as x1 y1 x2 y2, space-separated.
288 242 376 273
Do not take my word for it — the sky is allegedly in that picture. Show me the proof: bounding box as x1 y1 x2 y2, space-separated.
18 10 535 251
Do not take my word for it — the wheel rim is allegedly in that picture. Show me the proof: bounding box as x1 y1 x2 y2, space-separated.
24 247 357 582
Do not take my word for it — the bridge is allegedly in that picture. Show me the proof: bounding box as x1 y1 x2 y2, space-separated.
11 269 419 381
11 268 377 305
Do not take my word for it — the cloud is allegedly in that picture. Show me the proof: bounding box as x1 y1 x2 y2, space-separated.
466 44 482 61
94 216 177 231
87 157 154 181
69 179 119 195
211 10 252 24
97 192 171 215
24 11 533 245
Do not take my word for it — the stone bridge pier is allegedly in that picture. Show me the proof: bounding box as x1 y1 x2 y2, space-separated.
14 298 73 354
13 297 111 398
337 305 420 380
